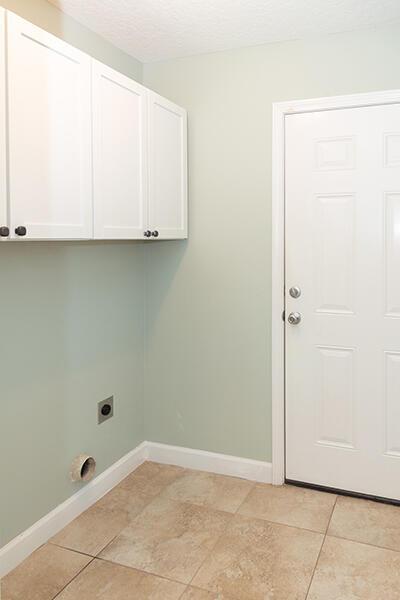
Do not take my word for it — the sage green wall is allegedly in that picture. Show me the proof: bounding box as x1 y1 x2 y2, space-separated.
0 0 144 546
143 22 400 462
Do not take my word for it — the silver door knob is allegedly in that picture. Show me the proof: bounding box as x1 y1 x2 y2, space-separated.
289 286 301 299
288 312 302 325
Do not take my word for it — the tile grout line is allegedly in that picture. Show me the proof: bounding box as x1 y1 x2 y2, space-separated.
182 480 256 591
185 510 234 589
234 480 257 514
325 533 400 555
97 554 190 594
229 511 336 537
48 541 97 560
177 584 189 600
95 553 188 588
51 555 96 600
305 495 338 600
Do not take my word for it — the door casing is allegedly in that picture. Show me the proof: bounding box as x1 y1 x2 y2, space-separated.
271 88 400 486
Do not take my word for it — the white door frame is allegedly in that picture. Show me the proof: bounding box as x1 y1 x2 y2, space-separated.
271 88 400 485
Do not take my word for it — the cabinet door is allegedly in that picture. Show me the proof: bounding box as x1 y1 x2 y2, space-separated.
148 92 187 239
93 61 147 239
0 8 7 238
7 13 92 240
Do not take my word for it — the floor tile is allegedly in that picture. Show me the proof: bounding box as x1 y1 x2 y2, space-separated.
117 461 186 496
56 558 185 599
308 535 400 600
238 483 336 533
51 486 151 555
192 514 323 600
181 587 234 599
328 495 400 551
99 495 232 584
1 544 91 600
161 469 254 513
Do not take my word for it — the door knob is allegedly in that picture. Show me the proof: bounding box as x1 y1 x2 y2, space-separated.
15 226 27 237
288 312 302 325
289 286 301 299
143 230 151 238
0 226 9 237
152 230 159 238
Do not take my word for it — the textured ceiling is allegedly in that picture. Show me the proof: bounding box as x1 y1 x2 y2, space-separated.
49 0 400 63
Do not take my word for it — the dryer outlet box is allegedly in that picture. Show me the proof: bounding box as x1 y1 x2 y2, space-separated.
98 396 114 424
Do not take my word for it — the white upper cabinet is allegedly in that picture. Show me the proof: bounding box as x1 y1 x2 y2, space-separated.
93 61 148 239
7 13 93 239
3 11 187 242
148 92 188 239
0 8 7 239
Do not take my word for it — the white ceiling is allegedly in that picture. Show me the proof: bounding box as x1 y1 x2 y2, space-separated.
49 0 400 63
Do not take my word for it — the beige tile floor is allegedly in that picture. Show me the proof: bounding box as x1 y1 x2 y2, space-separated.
2 462 400 599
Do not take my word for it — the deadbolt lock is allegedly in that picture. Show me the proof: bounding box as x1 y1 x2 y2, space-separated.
289 286 301 299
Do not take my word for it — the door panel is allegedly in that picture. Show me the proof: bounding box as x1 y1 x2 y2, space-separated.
285 104 400 500
315 345 355 449
384 192 400 316
314 193 355 314
148 92 187 239
93 61 147 239
0 8 7 237
384 351 400 457
7 13 92 239
384 133 400 167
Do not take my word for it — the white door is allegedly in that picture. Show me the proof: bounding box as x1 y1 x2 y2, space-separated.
148 92 187 239
7 13 92 240
0 8 7 239
285 104 400 500
93 61 148 239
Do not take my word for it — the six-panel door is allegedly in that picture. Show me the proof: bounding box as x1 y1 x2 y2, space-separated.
148 92 188 239
7 12 93 239
285 104 400 501
0 8 7 239
93 61 148 239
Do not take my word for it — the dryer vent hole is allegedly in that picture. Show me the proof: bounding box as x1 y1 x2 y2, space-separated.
80 457 96 481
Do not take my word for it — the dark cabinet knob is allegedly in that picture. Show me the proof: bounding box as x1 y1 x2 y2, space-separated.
143 230 151 238
0 226 9 237
151 230 159 238
15 226 27 237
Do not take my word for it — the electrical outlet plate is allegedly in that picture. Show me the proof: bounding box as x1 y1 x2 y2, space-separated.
98 396 114 424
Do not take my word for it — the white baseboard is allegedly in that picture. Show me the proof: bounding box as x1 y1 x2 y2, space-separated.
0 441 148 578
147 441 272 484
0 441 271 578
